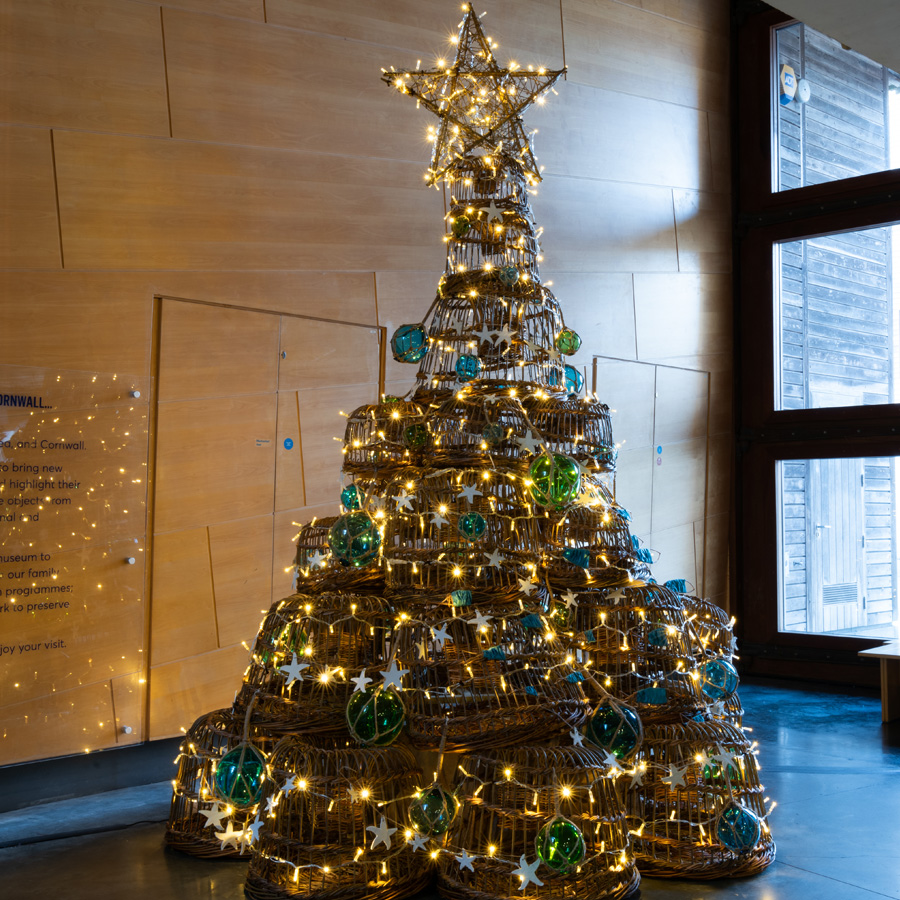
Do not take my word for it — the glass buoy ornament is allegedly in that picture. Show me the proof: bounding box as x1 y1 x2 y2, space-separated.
213 742 266 809
403 423 428 448
340 484 360 511
564 364 584 395
498 265 519 285
715 802 762 852
482 423 504 447
535 816 586 873
328 511 381 568
529 453 582 510
409 784 459 836
452 214 471 237
586 701 642 760
554 328 582 356
391 324 428 363
562 546 590 568
700 658 739 701
456 354 481 382
346 686 405 746
458 511 487 541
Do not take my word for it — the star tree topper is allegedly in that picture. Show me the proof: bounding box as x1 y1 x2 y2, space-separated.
382 4 565 185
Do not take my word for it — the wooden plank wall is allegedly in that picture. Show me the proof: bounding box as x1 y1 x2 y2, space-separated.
0 0 733 761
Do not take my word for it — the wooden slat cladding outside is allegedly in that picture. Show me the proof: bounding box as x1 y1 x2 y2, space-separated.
0 0 732 758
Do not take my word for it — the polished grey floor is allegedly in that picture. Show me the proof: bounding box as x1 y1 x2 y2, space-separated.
1 679 898 899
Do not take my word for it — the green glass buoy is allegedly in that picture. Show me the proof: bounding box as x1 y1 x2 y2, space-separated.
586 702 642 760
555 328 582 356
346 687 405 746
213 742 266 809
409 784 459 836
535 816 586 873
328 511 381 567
458 511 487 541
452 214 471 236
404 423 429 448
340 484 360 510
528 453 581 510
716 802 761 852
482 423 504 447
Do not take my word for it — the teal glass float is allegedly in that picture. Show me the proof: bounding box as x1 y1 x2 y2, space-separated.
564 364 584 395
647 625 668 647
409 784 459 836
586 701 642 760
700 658 739 701
528 453 581 510
554 328 582 356
702 753 741 784
346 687 405 746
498 265 519 285
391 324 428 363
449 589 472 607
456 354 481 382
403 423 428 448
715 802 762 852
340 484 360 511
328 512 381 568
535 816 585 873
482 423 504 447
458 511 487 541
452 214 471 236
213 742 266 809
562 546 590 568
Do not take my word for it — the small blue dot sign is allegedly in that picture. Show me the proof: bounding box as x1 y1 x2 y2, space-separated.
284 439 294 450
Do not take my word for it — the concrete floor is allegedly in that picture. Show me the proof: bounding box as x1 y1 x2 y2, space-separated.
1 678 898 899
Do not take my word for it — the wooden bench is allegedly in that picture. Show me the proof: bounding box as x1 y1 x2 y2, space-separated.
858 641 900 722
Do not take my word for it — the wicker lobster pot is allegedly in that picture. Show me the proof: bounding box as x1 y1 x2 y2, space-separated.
382 467 542 593
342 399 426 477
522 396 616 473
392 603 588 751
438 746 640 900
245 737 429 900
681 592 736 662
625 719 775 878
570 584 703 723
294 517 388 593
235 593 394 734
166 707 281 858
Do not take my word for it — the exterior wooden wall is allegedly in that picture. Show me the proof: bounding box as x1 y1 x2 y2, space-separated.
0 0 732 764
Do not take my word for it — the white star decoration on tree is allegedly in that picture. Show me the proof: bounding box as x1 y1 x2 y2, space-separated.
199 803 228 830
561 589 578 610
279 653 310 687
661 764 689 789
457 483 483 503
494 326 516 347
367 816 397 850
474 324 498 345
245 814 264 844
306 549 328 569
430 509 451 527
431 623 452 650
394 490 415 510
470 609 493 629
483 549 505 568
517 576 537 596
456 849 477 871
570 728 584 747
280 775 299 795
351 668 373 693
512 855 544 890
629 767 645 788
380 660 409 691
215 821 244 850
516 431 543 454
408 832 429 852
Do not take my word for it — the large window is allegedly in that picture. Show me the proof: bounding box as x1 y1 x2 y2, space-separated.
735 5 900 680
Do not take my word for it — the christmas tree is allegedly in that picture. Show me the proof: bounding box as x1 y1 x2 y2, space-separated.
166 7 774 898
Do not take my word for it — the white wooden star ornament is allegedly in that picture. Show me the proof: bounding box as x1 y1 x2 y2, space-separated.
431 624 452 650
351 668 373 693
512 855 544 890
367 815 398 850
570 728 584 747
380 660 410 692
279 653 310 687
661 764 689 790
456 849 477 872
215 821 244 850
457 483 483 503
408 832 429 852
199 803 228 830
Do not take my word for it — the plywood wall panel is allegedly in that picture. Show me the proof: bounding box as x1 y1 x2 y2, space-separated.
278 318 381 391
538 177 678 274
53 130 446 271
533 82 714 191
614 446 654 535
562 0 729 113
0 128 61 269
149 527 217 667
161 0 264 20
633 273 731 361
697 511 729 600
673 189 732 273
148 643 249 739
651 437 707 532
111 672 144 746
653 366 709 446
0 0 168 135
594 359 656 451
275 391 306 511
209 515 274 648
154 395 276 533
376 270 439 386
613 0 729 35
158 300 280 401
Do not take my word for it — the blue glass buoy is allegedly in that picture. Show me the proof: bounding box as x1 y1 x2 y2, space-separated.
498 266 519 285
482 423 504 447
340 484 360 511
449 589 472 607
700 658 739 701
456 354 481 382
213 742 266 809
409 785 459 836
715 803 762 852
458 511 487 541
328 512 381 567
391 324 428 363
564 365 584 395
562 546 590 568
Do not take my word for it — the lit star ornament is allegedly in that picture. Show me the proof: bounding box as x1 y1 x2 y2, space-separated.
367 816 398 850
512 854 544 890
382 4 565 185
278 653 310 687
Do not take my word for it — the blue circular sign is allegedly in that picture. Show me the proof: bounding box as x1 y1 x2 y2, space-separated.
284 439 294 450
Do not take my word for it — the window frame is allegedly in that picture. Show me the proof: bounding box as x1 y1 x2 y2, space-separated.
734 3 900 683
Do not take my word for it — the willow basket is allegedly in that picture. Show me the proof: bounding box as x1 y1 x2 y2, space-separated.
438 745 640 900
245 737 429 900
625 718 775 878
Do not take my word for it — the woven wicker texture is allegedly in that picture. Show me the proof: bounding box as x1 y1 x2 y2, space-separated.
438 746 640 900
625 718 775 878
235 593 394 734
392 603 588 751
245 737 430 900
166 707 281 859
343 399 427 477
